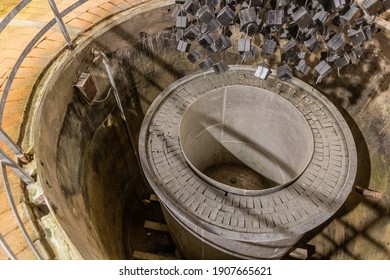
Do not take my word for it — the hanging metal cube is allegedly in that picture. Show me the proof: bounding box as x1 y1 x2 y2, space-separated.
334 54 350 68
341 5 361 24
313 10 329 24
287 3 298 15
348 28 366 46
198 5 215 24
199 33 215 49
184 25 200 41
238 38 252 53
295 59 311 75
266 10 284 27
213 60 229 74
332 0 346 11
247 20 262 36
277 64 293 80
353 46 364 58
187 49 201 63
348 50 358 64
362 25 372 40
239 7 257 28
315 60 332 83
241 45 258 59
207 0 219 7
74 73 97 103
298 51 306 59
177 40 191 52
326 53 339 63
206 19 220 32
176 16 187 28
282 39 300 62
362 0 383 15
262 39 277 55
292 7 313 30
254 63 272 80
182 0 201 16
175 28 184 41
327 33 346 53
217 5 235 26
171 7 187 20
215 35 232 52
304 36 320 52
199 57 214 71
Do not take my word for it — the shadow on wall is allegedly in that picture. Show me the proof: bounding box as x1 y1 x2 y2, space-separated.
299 29 390 260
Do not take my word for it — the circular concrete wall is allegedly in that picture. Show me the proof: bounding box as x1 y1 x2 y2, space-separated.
139 66 357 259
32 2 190 259
180 85 314 195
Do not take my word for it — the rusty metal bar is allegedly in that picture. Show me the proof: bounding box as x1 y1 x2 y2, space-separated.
47 0 74 49
0 164 41 259
0 233 17 260
0 128 24 158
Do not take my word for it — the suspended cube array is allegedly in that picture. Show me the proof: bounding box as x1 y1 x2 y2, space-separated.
172 0 389 80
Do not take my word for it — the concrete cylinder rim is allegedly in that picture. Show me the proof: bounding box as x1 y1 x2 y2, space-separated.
138 65 358 244
178 85 315 196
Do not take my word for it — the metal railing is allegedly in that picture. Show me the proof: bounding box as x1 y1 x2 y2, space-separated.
0 0 89 260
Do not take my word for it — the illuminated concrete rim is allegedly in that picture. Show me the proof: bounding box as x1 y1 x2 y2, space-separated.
139 65 357 259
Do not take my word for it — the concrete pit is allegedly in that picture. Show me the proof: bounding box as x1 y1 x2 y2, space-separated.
23 1 390 260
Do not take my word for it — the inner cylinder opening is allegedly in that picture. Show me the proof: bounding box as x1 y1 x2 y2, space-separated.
180 85 315 194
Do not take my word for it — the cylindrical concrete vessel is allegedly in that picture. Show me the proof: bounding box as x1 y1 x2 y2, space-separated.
139 66 357 259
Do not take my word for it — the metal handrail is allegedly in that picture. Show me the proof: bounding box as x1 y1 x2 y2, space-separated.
0 0 88 260
0 0 32 34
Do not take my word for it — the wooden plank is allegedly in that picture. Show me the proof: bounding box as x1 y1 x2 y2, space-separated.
133 251 176 260
287 244 315 259
144 220 168 232
288 247 308 259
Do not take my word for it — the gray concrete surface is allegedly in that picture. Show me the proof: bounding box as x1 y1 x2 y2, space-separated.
180 85 314 195
139 66 357 259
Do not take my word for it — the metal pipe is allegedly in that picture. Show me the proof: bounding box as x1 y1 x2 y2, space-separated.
0 233 17 260
92 50 142 169
0 149 33 184
0 128 24 158
47 0 74 49
1 164 42 259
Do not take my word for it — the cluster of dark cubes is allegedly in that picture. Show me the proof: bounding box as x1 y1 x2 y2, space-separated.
172 0 389 81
